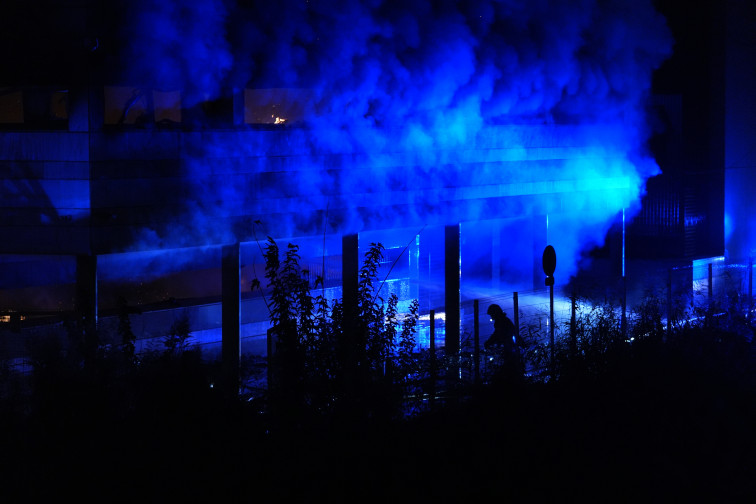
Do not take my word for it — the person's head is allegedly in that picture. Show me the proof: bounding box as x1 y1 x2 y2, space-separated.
487 304 504 321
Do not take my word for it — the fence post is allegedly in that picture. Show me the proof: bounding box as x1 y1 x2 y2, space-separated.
474 299 480 384
549 283 555 376
342 234 359 401
221 243 240 400
513 292 520 341
429 309 436 408
570 292 577 355
750 258 753 320
666 268 672 339
621 276 627 340
444 225 461 357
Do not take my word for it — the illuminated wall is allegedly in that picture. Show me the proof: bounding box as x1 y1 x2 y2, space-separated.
1 121 646 289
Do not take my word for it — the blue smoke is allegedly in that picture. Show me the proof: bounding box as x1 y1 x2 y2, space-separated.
117 0 234 106
118 0 673 283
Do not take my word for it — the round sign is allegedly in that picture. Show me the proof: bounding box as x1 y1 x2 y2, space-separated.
542 245 556 277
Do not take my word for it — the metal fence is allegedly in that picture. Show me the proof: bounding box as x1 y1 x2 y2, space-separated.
416 258 756 390
3 256 755 401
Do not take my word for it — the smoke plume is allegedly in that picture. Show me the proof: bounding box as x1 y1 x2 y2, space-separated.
117 0 673 282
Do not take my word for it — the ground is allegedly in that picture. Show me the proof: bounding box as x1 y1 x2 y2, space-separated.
3 351 756 501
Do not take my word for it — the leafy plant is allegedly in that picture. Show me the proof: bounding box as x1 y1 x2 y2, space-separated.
253 237 420 423
163 311 191 356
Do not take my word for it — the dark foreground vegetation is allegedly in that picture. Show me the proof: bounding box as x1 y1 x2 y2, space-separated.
2 244 756 500
3 335 756 501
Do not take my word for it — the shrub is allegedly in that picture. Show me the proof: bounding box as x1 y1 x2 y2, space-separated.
254 237 419 423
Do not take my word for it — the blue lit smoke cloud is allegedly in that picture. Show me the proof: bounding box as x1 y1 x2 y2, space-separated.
119 0 673 282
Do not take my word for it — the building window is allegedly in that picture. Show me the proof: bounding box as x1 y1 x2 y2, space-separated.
153 90 182 125
244 88 313 126
0 88 24 124
0 87 68 129
104 86 182 127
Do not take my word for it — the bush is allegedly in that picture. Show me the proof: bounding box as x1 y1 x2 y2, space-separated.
254 237 420 424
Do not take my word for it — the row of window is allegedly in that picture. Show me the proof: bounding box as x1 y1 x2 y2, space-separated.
0 86 312 130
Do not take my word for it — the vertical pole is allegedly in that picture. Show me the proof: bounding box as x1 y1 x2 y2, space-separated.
621 208 627 340
513 292 520 342
622 208 626 278
549 283 554 376
411 235 420 301
429 310 436 356
570 292 577 354
266 326 276 394
473 299 480 384
342 234 360 399
513 292 521 377
444 224 461 357
749 257 753 319
621 208 627 339
222 243 241 399
429 309 436 407
342 234 359 327
621 276 627 340
667 268 673 338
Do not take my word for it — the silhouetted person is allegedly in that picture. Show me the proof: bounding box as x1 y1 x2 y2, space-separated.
485 304 514 347
485 303 522 378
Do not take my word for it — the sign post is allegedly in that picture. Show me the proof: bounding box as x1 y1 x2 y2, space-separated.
542 245 556 377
